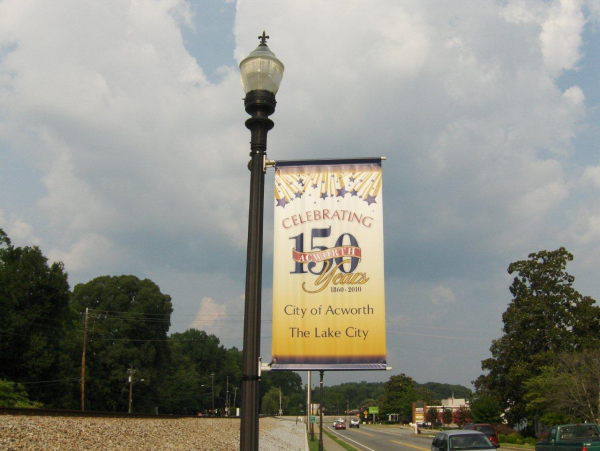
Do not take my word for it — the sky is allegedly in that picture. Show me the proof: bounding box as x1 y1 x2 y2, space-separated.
1 0 600 390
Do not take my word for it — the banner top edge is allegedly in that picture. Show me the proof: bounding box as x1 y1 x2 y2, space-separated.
275 157 384 168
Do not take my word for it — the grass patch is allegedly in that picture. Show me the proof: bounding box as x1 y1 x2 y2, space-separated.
323 428 360 451
308 436 320 451
499 443 535 450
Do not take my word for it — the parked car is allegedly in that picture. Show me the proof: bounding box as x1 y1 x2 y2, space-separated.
464 423 499 447
350 418 360 428
334 421 346 430
536 423 600 451
432 430 496 451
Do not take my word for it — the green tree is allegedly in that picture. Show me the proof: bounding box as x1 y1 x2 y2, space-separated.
418 382 472 401
525 348 600 424
0 379 43 408
261 371 304 415
261 387 282 415
71 275 173 413
158 329 243 415
381 374 418 419
0 229 76 407
442 408 453 426
426 406 439 426
470 395 502 424
475 248 600 426
322 381 385 414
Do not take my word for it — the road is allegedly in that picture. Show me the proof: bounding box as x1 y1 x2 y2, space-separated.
325 422 433 451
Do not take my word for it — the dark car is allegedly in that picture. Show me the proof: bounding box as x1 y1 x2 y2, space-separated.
433 431 496 451
464 424 499 447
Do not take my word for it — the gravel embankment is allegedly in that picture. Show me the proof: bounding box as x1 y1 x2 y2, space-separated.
0 416 307 451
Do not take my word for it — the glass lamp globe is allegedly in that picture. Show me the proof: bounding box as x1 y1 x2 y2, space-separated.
239 39 284 95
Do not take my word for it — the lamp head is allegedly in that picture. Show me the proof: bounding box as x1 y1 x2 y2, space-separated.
239 31 284 95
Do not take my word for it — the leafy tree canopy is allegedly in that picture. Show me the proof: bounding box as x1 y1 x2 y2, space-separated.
470 395 502 424
426 406 439 424
381 373 419 418
0 229 75 407
0 379 43 408
475 248 600 426
418 382 472 401
524 348 600 424
71 275 173 413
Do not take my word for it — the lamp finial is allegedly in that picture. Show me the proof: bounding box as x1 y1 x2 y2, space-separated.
258 31 269 46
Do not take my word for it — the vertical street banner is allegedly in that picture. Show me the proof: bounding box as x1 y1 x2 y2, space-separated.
271 158 387 370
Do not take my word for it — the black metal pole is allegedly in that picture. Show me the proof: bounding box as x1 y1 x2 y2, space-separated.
319 371 324 451
211 372 215 414
240 90 276 451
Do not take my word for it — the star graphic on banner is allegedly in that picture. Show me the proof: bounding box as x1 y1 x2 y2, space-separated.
336 187 348 197
350 189 358 196
365 195 377 205
349 176 355 182
298 179 304 187
294 192 302 199
320 192 328 200
276 198 289 208
312 184 318 189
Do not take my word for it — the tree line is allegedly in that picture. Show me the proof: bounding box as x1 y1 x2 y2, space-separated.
0 227 473 416
0 228 302 414
5 227 596 428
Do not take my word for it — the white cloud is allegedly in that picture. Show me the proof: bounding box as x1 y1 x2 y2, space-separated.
0 0 597 386
190 297 228 332
540 0 586 73
581 165 600 189
48 232 126 274
0 209 42 246
428 285 457 306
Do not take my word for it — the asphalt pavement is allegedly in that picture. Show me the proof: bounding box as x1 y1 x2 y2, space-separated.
325 423 433 451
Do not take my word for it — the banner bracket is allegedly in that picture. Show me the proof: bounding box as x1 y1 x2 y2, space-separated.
264 158 276 172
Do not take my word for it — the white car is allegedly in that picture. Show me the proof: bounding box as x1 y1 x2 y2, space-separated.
350 418 360 428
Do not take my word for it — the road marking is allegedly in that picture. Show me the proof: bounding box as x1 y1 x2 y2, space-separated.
353 430 375 437
391 439 430 451
327 427 377 451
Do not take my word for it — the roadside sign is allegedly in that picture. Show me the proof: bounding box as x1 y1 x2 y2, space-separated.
368 407 379 414
363 410 368 416
310 416 316 423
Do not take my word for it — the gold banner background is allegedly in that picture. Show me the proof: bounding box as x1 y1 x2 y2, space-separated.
272 163 386 365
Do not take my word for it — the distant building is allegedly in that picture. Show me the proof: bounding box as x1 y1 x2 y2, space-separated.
412 397 470 425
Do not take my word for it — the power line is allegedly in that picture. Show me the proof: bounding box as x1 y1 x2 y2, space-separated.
8 377 81 386
387 330 497 342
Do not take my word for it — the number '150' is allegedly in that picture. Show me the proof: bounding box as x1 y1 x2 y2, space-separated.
289 227 359 275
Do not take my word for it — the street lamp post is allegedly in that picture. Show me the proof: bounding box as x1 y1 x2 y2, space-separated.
211 372 215 414
238 32 284 451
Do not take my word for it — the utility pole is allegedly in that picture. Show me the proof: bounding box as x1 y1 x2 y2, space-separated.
233 386 238 415
319 371 324 451
279 387 282 416
346 399 349 424
81 307 89 411
211 372 215 415
307 372 314 442
128 365 136 414
226 376 229 416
